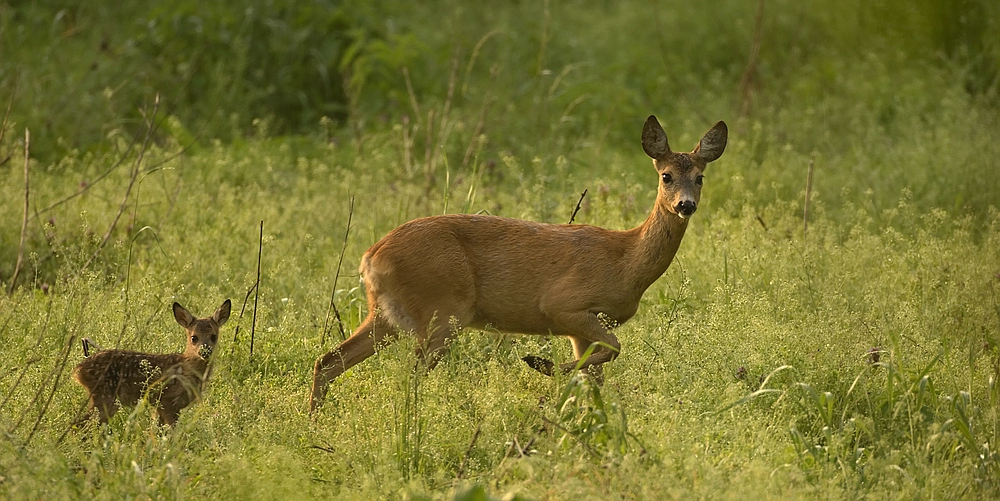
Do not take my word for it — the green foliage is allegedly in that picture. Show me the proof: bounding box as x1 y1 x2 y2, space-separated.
548 357 634 461
0 0 417 160
130 0 356 134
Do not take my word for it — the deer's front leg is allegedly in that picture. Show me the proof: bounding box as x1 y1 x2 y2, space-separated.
521 309 621 379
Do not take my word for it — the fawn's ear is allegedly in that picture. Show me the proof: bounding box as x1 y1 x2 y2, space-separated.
173 302 196 329
641 115 670 160
693 121 728 164
212 299 232 326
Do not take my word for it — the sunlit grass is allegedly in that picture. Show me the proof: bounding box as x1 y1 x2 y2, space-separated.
1 120 997 498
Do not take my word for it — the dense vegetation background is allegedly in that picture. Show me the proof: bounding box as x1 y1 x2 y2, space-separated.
1 0 998 499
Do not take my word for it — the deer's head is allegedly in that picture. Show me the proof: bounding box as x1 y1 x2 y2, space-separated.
173 299 231 360
642 116 727 219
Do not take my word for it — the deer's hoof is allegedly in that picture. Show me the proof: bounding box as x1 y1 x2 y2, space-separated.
521 355 556 376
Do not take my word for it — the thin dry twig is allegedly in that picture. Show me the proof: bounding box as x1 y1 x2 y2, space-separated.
402 66 421 124
503 433 538 459
803 158 815 236
9 129 30 294
231 282 258 346
738 0 766 117
321 196 355 346
56 396 92 445
31 142 136 222
342 70 364 157
310 443 337 454
25 321 79 447
756 214 768 231
0 78 16 166
461 30 501 98
81 94 161 273
8 296 84 437
568 189 588 224
426 57 460 195
118 165 171 340
157 171 185 227
33 128 197 224
401 115 414 176
0 359 38 416
0 299 51 414
540 416 600 459
536 0 551 76
460 97 495 172
250 221 263 359
456 422 483 479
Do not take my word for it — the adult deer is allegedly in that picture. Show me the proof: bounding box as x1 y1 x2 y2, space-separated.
311 116 726 412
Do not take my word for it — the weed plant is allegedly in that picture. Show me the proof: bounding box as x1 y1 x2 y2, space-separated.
1 0 999 499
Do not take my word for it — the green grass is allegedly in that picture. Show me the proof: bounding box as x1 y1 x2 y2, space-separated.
2 0 1000 499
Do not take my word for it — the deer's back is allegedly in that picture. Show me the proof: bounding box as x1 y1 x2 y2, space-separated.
362 214 642 333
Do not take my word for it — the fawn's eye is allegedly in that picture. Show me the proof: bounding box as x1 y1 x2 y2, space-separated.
695 175 704 186
661 173 673 184
191 336 198 343
211 334 218 343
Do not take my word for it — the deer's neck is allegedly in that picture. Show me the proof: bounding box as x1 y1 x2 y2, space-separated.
627 202 689 293
181 352 210 374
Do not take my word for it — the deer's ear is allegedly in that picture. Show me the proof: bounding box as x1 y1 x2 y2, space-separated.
641 115 670 159
693 121 727 163
173 302 196 329
212 299 232 326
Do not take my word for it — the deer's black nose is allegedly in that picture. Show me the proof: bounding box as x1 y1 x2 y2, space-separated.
676 200 697 217
198 345 214 359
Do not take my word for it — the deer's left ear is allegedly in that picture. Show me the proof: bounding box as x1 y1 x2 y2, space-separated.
693 121 728 164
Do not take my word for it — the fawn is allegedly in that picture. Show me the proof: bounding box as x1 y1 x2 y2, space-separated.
73 299 231 426
311 116 727 412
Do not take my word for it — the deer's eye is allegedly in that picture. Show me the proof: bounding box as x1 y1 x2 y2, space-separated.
661 173 673 184
695 175 704 186
191 336 198 343
211 334 218 343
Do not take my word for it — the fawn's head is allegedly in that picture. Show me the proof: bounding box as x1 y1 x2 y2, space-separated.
642 116 728 219
173 299 231 359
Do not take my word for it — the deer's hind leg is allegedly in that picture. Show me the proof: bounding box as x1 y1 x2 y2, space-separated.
310 312 399 412
412 300 476 371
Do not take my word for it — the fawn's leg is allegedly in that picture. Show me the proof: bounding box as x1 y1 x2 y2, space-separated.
73 394 119 426
154 378 198 427
93 394 120 424
157 406 180 426
73 396 106 427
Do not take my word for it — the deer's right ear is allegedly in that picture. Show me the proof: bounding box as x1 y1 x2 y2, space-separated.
212 299 232 326
173 302 196 329
641 115 670 159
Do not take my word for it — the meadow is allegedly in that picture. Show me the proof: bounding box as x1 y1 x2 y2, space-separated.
1 0 999 499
